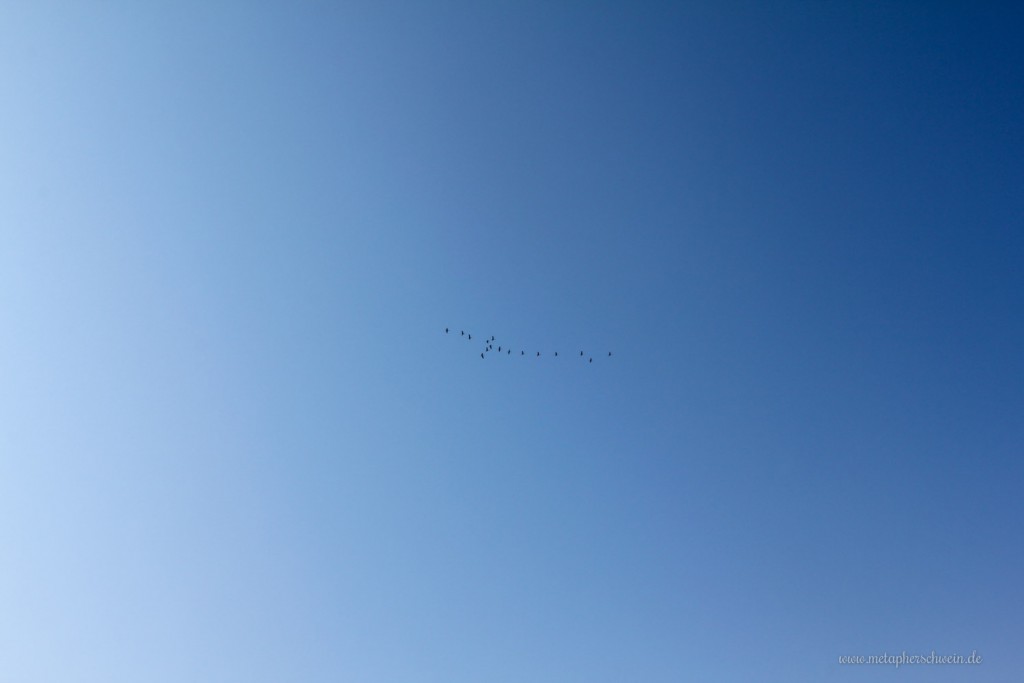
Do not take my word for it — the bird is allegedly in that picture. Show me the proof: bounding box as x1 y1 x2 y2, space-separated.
447 324 609 366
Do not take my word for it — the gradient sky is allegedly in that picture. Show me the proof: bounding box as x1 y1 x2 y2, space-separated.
1 2 1022 682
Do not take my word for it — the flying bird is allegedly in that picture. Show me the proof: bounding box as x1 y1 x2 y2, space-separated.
448 324 611 367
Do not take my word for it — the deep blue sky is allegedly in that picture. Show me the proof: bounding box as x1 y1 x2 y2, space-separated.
1 3 1021 681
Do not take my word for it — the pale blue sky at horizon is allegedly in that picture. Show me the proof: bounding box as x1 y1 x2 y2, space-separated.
1 2 1022 681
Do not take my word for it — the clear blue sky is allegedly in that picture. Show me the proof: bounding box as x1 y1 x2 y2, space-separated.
1 2 1021 681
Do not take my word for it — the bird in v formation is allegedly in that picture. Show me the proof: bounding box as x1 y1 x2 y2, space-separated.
446 327 611 363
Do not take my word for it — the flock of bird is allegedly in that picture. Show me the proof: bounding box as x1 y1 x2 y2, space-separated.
446 327 611 364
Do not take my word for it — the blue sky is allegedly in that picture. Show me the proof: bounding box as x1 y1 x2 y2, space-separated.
1 2 1021 681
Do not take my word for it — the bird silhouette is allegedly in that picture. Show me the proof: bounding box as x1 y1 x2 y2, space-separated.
448 324 611 366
